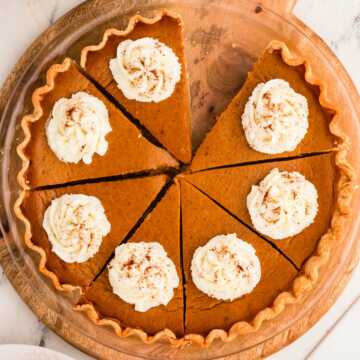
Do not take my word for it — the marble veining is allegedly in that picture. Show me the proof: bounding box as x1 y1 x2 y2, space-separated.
0 1 359 359
295 0 360 91
0 266 4 285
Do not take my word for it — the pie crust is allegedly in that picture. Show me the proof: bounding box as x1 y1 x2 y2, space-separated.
14 175 168 292
190 40 337 172
16 58 177 189
179 41 356 346
76 182 185 344
180 180 297 335
13 22 356 349
183 153 336 269
80 9 192 164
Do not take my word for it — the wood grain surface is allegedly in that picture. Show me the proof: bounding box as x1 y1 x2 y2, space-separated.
0 0 359 359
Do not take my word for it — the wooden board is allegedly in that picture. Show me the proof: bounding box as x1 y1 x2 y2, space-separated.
0 0 359 359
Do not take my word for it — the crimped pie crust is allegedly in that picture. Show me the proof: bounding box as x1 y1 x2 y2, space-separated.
74 40 356 347
80 10 183 68
15 58 77 292
16 175 168 293
183 153 336 269
189 39 336 172
14 13 356 348
80 8 192 164
76 181 185 346
16 57 178 189
17 58 72 191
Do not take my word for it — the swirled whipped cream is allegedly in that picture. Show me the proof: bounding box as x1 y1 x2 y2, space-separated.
247 168 318 239
109 37 181 102
191 234 261 301
108 242 179 312
46 91 112 164
42 194 111 263
241 79 309 154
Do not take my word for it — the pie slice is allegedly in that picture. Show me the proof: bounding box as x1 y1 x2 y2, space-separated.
180 180 297 335
18 175 168 289
184 153 335 268
77 182 184 337
80 10 192 164
18 59 177 189
190 41 335 172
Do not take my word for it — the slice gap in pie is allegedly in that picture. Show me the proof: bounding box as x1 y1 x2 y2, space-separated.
190 40 336 172
18 58 178 189
80 10 192 164
76 181 184 338
183 153 335 269
18 174 168 289
180 180 297 336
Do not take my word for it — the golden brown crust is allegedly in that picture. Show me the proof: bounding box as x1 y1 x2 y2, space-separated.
75 302 188 347
14 54 173 292
16 57 178 188
17 57 73 191
14 190 79 292
15 58 80 292
15 34 357 347
14 9 188 342
80 9 183 69
80 8 192 164
76 40 356 347
181 40 356 346
76 7 192 339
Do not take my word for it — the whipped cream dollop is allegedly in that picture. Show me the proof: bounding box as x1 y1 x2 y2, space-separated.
241 79 309 154
191 234 261 301
42 194 111 263
108 242 179 312
109 37 181 103
247 168 318 239
46 91 112 164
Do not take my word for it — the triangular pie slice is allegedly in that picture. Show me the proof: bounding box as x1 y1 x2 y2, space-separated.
184 153 335 268
190 41 335 172
180 180 297 335
18 59 178 189
78 182 184 337
19 175 168 289
81 11 192 164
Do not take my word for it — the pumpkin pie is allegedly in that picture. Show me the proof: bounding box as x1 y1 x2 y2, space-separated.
183 153 335 268
80 10 192 164
76 182 184 339
17 58 177 189
13 26 355 348
190 41 335 172
180 180 297 335
18 175 168 290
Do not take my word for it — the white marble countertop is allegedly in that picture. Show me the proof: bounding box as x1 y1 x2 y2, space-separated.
0 1 359 359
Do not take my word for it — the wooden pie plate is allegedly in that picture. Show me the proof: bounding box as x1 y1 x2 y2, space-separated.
0 0 359 359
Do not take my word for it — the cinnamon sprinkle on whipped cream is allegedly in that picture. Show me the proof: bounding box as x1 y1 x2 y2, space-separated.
242 79 309 154
108 242 179 312
191 234 261 301
42 194 111 263
46 91 112 164
247 168 318 239
109 37 181 103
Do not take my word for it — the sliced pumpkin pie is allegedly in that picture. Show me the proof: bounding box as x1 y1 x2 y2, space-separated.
180 180 297 335
80 11 192 164
18 175 168 289
77 182 184 337
18 59 177 189
184 153 335 268
190 41 335 172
